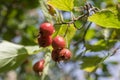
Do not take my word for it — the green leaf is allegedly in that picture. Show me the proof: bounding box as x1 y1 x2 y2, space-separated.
24 46 41 55
74 20 83 29
0 41 28 72
85 29 95 40
74 0 85 7
80 56 103 72
86 40 117 51
53 24 76 47
47 0 74 11
88 10 120 29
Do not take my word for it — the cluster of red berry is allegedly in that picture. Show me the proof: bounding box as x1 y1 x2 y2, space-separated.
33 22 72 74
38 22 54 47
52 36 72 62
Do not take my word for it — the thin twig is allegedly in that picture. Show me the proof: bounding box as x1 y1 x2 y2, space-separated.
74 22 92 46
63 24 69 37
54 12 88 26
82 22 92 43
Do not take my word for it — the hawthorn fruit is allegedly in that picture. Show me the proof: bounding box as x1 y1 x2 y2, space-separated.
38 35 52 47
59 48 72 61
51 48 72 62
33 59 45 73
39 22 55 36
52 36 66 49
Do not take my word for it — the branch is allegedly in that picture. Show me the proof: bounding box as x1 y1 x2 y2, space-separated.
54 12 88 25
63 24 69 37
74 22 92 46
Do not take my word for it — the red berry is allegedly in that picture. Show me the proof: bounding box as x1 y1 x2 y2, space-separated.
38 35 52 47
51 49 62 62
40 22 55 36
33 59 45 73
52 36 66 49
51 48 71 62
59 48 72 61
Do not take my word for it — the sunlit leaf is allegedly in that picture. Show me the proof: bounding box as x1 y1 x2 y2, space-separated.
47 0 74 11
88 10 120 28
85 29 95 40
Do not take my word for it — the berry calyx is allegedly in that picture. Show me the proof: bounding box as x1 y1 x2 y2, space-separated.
38 35 52 47
33 59 45 73
52 36 66 49
40 22 55 36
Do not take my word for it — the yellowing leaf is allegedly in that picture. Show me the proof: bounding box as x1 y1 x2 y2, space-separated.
83 66 96 72
47 0 74 11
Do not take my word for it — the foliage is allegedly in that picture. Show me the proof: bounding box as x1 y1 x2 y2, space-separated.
80 56 104 72
88 10 120 29
0 41 41 72
0 0 120 80
48 0 74 11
